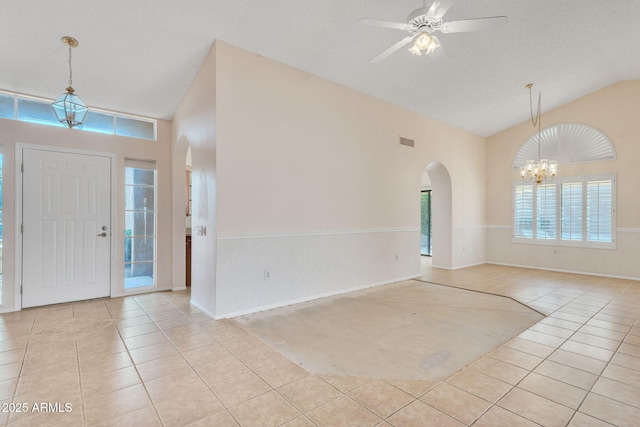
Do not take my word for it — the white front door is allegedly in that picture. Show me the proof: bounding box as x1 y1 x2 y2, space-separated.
22 148 111 308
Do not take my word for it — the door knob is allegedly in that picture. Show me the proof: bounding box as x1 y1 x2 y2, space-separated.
97 232 107 237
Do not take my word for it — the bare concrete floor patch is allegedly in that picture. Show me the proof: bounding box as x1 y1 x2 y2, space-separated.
235 280 544 382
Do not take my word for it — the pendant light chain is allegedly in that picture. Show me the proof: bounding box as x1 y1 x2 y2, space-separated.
520 83 558 184
51 36 88 128
528 84 542 161
68 44 73 87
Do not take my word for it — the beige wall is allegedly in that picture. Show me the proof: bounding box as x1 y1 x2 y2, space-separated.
210 41 487 317
215 41 487 234
172 43 218 317
0 116 173 311
486 81 640 278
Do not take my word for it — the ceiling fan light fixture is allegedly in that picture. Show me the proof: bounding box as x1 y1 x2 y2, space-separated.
408 31 440 56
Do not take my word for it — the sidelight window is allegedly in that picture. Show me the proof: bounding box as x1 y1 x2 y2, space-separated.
124 160 156 289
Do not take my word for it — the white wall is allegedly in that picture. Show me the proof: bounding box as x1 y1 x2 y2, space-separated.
172 44 218 317
486 81 640 279
209 41 487 318
0 117 173 311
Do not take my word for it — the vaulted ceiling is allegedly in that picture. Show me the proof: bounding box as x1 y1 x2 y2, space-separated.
2 0 639 136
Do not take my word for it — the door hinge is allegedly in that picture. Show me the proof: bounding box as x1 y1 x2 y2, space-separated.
21 163 24 173
20 224 23 233
20 286 22 295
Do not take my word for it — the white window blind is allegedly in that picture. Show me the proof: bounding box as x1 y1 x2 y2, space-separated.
561 182 583 241
514 185 533 239
536 184 556 239
513 174 615 248
587 180 613 242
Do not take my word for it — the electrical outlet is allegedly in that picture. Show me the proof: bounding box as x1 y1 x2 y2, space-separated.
264 270 271 280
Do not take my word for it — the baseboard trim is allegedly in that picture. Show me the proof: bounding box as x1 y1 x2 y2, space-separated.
190 299 216 319
451 261 486 270
214 274 421 319
486 261 640 281
172 286 187 292
111 286 172 299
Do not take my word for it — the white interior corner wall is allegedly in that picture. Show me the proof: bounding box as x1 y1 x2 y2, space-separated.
211 41 487 318
487 227 640 279
216 229 420 318
486 81 640 280
172 44 218 318
452 226 487 270
0 117 173 312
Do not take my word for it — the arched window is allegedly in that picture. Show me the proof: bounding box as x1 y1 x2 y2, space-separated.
512 123 616 249
512 123 615 169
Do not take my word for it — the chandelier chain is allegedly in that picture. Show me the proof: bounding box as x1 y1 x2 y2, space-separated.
52 36 88 129
528 84 542 161
68 45 73 87
520 83 557 184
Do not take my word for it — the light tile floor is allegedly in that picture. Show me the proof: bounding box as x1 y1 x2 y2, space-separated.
0 263 638 426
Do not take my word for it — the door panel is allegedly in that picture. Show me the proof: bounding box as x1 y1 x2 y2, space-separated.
22 148 111 308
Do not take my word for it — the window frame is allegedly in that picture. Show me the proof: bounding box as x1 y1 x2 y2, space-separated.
124 159 157 290
512 174 616 249
0 89 156 141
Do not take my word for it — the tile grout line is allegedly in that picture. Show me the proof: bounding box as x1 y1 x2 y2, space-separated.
467 289 613 426
4 306 39 427
74 338 87 427
546 298 618 426
3 273 638 427
499 291 637 426
112 296 166 427
221 320 367 425
142 296 248 426
571 315 640 425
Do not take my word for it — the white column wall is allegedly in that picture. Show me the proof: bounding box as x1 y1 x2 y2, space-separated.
210 42 487 317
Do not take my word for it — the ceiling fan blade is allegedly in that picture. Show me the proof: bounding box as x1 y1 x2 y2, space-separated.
441 16 508 33
357 17 409 31
369 35 416 63
427 0 456 18
429 37 448 61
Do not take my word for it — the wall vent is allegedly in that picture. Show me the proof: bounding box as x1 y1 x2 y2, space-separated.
399 137 415 147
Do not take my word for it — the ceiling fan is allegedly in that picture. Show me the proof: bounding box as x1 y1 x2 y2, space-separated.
358 0 507 62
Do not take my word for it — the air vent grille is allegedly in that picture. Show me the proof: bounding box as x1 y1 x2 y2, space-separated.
399 137 415 147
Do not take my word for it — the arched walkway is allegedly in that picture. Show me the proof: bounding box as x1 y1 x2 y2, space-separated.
423 161 452 269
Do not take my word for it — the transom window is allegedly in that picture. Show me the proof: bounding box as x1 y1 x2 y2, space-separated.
513 174 615 248
0 90 156 140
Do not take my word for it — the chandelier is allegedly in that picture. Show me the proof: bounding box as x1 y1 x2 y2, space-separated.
51 36 88 129
520 83 557 184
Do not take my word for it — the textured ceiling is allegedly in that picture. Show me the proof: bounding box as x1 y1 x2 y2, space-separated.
1 0 639 136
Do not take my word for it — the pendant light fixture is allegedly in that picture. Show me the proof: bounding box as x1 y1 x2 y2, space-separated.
51 36 88 129
520 83 557 184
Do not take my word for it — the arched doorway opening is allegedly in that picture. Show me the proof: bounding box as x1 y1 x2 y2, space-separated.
421 161 453 270
172 136 192 290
